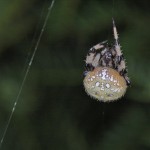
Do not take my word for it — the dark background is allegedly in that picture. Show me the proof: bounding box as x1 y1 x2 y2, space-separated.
0 0 150 149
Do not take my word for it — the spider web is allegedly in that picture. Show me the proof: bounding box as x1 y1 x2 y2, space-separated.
0 0 55 149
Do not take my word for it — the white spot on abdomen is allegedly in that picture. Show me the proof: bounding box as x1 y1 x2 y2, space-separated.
101 69 107 80
106 83 110 88
95 82 100 87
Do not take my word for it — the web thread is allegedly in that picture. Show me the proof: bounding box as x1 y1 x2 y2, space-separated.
0 0 55 149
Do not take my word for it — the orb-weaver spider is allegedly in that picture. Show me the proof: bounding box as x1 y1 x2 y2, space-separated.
83 19 130 102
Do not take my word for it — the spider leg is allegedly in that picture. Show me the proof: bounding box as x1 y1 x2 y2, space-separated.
112 18 123 57
112 18 119 46
112 19 130 86
89 40 107 51
85 41 107 71
112 18 124 66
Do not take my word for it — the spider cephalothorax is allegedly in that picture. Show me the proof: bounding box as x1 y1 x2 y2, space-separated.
83 19 130 102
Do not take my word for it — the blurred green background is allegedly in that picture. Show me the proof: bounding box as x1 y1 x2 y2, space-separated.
0 0 150 149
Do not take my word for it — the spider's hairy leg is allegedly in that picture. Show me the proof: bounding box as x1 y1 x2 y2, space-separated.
112 18 119 45
85 50 100 71
112 18 123 67
112 18 122 57
85 42 107 71
112 19 130 86
89 40 107 51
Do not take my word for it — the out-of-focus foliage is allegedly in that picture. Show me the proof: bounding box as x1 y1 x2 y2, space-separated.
0 0 150 149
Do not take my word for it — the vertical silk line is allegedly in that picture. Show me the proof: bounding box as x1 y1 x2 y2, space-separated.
107 0 116 44
112 0 115 18
0 0 55 149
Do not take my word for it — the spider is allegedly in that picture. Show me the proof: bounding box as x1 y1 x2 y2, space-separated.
83 19 130 102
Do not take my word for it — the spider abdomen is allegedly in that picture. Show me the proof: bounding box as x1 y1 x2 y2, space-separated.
83 67 127 102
